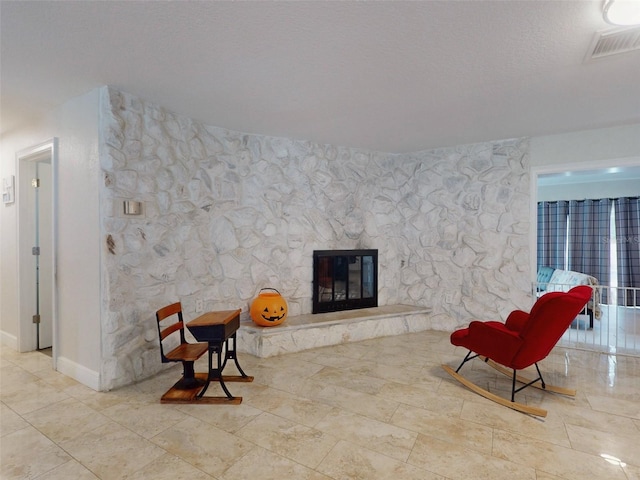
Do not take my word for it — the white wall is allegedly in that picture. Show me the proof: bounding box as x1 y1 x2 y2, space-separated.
0 88 102 389
529 124 640 168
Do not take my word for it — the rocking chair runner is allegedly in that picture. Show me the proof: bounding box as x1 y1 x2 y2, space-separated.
442 285 592 417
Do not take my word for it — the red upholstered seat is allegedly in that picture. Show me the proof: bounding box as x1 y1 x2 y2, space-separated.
444 285 592 416
450 286 592 370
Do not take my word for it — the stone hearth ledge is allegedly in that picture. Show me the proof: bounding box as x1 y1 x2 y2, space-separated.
237 305 432 358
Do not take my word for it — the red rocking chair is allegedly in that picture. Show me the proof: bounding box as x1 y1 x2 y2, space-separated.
442 285 592 417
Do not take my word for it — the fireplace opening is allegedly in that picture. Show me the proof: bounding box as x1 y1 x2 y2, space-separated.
313 249 378 314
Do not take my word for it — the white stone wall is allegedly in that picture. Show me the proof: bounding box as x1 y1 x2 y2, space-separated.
100 87 530 389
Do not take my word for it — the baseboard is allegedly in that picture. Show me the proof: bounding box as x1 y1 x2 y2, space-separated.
0 330 18 350
56 356 101 391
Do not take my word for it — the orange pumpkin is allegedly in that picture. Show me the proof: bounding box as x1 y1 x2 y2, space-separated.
250 288 288 326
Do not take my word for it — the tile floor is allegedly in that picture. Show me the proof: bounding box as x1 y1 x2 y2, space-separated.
1 330 639 480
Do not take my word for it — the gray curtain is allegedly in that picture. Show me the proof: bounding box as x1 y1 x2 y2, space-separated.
614 197 640 306
567 199 611 285
537 201 568 270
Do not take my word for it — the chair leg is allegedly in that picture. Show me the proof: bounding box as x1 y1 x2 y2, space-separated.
484 358 576 397
512 363 545 398
173 361 204 390
534 363 546 389
455 350 480 373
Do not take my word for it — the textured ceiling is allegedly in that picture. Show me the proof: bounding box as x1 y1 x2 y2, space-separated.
1 0 639 153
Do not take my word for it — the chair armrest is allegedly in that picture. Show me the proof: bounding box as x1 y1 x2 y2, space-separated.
505 310 529 332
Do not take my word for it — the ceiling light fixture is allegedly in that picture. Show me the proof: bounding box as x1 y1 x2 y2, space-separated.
603 0 640 26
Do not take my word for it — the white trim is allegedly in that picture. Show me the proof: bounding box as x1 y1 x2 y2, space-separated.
56 356 101 391
16 138 59 370
0 330 18 350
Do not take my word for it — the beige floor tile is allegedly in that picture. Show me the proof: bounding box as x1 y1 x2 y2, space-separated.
0 364 41 395
534 471 568 480
0 380 70 415
391 403 494 454
102 400 190 439
586 393 640 419
33 366 84 390
176 400 263 434
360 345 428 369
343 358 428 386
557 402 640 436
35 459 100 479
317 439 444 480
408 433 536 480
492 428 628 480
293 377 401 422
23 397 110 444
254 355 327 377
250 361 325 393
459 397 572 448
314 408 417 462
0 403 30 437
223 446 332 480
566 423 640 468
0 425 71 479
314 342 372 360
310 366 387 395
376 380 463 415
595 374 640 396
63 382 129 411
120 453 214 480
243 386 335 427
623 462 640 480
150 416 255 477
236 411 338 468
59 421 166 480
13 350 55 373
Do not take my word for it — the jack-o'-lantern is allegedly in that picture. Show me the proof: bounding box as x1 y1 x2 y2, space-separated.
250 288 288 327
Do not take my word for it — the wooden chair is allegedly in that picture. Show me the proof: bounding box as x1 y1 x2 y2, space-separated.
442 286 592 417
156 302 208 394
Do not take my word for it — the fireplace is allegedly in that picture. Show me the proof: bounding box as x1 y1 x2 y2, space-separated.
313 249 378 314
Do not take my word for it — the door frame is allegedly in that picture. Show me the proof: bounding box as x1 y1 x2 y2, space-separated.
529 155 640 286
17 138 58 368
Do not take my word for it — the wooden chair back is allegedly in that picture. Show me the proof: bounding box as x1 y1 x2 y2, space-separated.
156 302 187 363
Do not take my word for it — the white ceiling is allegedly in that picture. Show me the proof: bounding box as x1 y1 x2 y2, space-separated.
1 0 639 153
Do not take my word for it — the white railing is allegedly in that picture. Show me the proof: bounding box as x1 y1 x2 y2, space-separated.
533 283 640 357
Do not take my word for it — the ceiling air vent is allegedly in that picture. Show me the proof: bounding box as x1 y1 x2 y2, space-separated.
586 26 640 61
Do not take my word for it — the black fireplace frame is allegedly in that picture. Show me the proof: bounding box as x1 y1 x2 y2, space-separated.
312 249 378 314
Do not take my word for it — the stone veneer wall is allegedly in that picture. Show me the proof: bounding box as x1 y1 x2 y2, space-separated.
100 87 530 389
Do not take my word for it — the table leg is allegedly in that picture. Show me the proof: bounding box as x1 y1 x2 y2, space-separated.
197 343 233 399
225 334 251 378
195 335 253 402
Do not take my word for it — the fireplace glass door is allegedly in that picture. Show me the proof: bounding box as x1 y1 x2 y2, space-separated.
313 249 378 313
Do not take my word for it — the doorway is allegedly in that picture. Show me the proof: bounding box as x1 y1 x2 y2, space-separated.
531 160 640 356
17 139 58 368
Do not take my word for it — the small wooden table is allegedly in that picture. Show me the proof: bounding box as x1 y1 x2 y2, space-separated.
186 309 253 404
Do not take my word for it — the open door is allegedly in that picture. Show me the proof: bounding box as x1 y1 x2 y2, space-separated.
18 139 58 366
